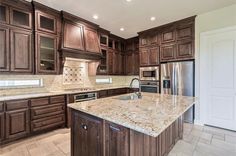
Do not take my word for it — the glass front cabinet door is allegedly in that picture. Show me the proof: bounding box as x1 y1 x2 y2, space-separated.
37 33 58 74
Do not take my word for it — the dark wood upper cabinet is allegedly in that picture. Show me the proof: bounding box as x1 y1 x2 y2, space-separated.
36 12 57 34
10 29 33 73
125 52 133 75
140 46 160 66
100 34 108 46
0 26 9 72
10 7 32 29
36 33 58 74
176 39 194 59
105 122 129 156
176 25 193 40
149 33 159 45
71 110 103 156
5 100 30 140
139 35 149 47
113 51 119 75
33 1 61 35
84 27 100 53
140 48 149 66
97 48 108 74
161 27 176 44
149 46 160 65
63 21 85 51
139 16 195 62
0 4 9 24
160 43 176 62
108 49 113 74
133 52 139 75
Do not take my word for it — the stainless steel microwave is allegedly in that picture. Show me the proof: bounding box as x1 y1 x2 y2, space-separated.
140 66 159 81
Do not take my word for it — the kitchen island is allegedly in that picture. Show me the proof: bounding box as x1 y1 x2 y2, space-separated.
68 92 196 156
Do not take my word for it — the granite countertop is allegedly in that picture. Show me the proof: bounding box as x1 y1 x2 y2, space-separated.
68 93 196 137
0 85 129 101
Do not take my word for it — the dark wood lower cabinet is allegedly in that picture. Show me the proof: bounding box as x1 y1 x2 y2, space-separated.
0 95 66 145
0 113 4 141
71 109 184 156
71 110 103 156
5 109 30 140
105 122 129 156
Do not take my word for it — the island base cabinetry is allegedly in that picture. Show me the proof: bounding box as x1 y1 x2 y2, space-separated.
71 109 183 156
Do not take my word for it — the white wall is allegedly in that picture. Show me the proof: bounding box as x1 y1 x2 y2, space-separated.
195 4 236 124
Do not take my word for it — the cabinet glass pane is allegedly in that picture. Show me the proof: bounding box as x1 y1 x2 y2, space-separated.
13 10 29 27
0 6 6 22
40 15 54 31
100 36 107 45
40 36 55 71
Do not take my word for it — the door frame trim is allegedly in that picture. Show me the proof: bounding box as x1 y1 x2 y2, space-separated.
198 25 236 126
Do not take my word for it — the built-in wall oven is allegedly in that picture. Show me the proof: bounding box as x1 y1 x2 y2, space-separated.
140 81 159 93
140 66 159 81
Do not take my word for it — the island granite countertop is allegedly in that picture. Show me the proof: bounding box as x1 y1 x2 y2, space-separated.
68 92 196 137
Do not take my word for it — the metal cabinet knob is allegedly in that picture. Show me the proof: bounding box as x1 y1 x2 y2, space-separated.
82 124 87 130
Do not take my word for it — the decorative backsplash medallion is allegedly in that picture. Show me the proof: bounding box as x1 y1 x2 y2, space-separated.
63 66 84 84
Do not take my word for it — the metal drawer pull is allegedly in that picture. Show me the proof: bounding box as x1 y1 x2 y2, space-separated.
110 125 120 131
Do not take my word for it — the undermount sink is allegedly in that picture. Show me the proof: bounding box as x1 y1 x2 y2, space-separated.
114 94 139 100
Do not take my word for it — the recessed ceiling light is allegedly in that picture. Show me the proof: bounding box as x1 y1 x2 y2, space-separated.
93 14 98 19
150 16 156 21
126 0 132 2
120 28 125 31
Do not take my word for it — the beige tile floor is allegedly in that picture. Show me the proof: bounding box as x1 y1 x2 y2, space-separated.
0 123 236 156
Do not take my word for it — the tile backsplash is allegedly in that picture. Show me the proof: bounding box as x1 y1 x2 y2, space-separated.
0 58 138 96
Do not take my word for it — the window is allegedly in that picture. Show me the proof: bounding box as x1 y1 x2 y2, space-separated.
95 77 112 84
0 79 43 88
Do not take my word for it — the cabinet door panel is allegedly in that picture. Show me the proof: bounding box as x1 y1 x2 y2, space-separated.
72 111 102 156
133 52 139 75
63 22 84 51
5 109 30 139
10 8 32 29
0 26 9 72
140 48 149 66
108 50 113 74
125 53 133 75
0 113 4 141
149 46 160 65
105 122 129 156
149 33 159 45
36 12 57 34
176 40 194 59
139 35 148 47
161 28 175 43
160 43 176 62
36 33 58 74
0 5 9 24
10 29 32 73
177 24 193 40
84 27 100 53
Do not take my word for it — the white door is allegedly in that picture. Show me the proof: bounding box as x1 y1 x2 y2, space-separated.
200 27 236 131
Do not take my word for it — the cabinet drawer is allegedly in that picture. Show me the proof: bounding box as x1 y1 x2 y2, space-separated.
31 114 65 132
5 100 29 111
98 90 108 98
31 103 65 120
31 97 49 107
50 95 65 104
0 102 4 112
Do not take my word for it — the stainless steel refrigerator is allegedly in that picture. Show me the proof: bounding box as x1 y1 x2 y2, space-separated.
161 61 194 123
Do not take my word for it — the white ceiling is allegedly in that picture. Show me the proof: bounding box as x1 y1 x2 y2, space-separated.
31 0 236 38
